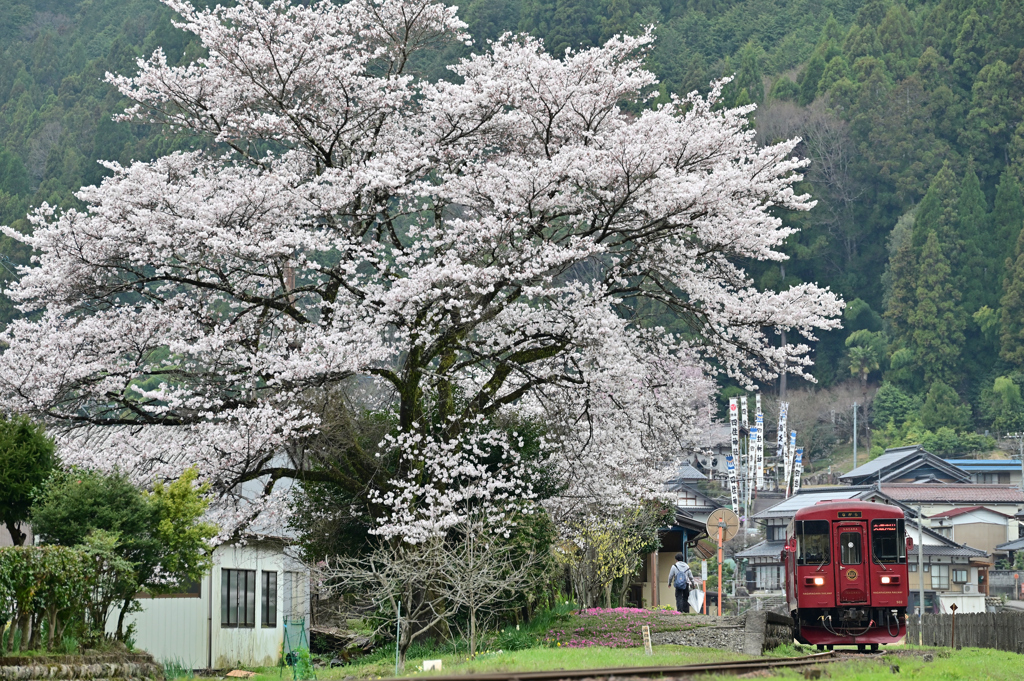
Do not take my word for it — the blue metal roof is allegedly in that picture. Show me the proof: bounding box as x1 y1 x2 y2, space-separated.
946 459 1021 471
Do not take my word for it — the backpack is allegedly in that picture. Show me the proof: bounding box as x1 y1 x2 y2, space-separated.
673 563 691 589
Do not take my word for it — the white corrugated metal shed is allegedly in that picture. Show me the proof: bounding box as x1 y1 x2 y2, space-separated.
110 539 311 669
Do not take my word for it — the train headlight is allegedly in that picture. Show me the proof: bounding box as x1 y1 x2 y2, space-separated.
813 577 824 586
881 576 891 584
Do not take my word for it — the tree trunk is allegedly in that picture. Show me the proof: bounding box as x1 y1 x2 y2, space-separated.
604 583 612 609
4 520 26 547
47 609 57 650
397 613 409 672
12 613 28 653
28 610 41 647
618 580 630 608
116 597 132 640
469 606 477 657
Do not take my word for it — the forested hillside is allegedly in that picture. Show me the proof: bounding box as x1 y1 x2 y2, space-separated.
3 0 1024 456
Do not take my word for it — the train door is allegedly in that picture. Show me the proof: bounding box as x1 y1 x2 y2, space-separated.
835 522 868 603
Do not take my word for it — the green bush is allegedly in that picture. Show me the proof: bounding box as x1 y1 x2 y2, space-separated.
492 627 536 651
0 540 135 654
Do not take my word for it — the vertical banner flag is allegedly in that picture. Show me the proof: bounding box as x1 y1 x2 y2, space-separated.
727 397 740 512
746 426 756 509
777 401 789 489
793 447 804 493
755 394 765 490
740 395 749 511
785 430 798 496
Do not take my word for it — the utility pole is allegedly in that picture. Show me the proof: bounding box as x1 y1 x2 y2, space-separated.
1012 433 1024 492
917 505 925 646
853 402 858 471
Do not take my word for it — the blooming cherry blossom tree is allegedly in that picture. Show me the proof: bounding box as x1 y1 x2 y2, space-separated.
0 0 842 539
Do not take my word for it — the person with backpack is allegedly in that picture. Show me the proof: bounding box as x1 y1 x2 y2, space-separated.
667 552 695 613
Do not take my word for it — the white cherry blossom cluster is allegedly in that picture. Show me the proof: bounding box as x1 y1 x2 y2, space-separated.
368 418 540 544
0 0 842 539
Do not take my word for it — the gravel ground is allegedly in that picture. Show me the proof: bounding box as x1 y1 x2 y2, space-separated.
649 616 747 652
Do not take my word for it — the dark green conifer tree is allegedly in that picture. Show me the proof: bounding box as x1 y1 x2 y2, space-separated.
960 60 1015 177
991 169 1024 286
993 0 1024 64
956 166 991 312
732 41 764 103
908 231 966 386
884 209 918 346
601 0 633 43
919 380 974 432
798 52 826 105
877 4 917 80
1000 227 1024 366
952 9 989 90
547 0 596 56
912 162 960 262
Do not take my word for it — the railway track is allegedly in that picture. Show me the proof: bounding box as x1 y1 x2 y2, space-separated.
377 651 838 681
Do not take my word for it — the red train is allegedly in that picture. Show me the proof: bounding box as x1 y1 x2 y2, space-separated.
784 500 911 650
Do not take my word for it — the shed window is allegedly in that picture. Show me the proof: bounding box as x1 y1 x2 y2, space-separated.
262 571 278 627
222 569 256 627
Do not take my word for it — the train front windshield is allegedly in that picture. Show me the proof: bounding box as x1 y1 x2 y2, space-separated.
797 520 830 565
871 519 906 564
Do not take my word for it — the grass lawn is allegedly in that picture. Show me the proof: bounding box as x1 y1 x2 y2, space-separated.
250 645 752 681
238 645 1024 681
770 647 1024 681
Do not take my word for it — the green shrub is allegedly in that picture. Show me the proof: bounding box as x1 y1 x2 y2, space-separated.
492 627 536 651
0 541 134 654
162 659 195 680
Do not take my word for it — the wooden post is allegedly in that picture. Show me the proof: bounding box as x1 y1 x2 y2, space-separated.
651 551 659 608
950 603 958 648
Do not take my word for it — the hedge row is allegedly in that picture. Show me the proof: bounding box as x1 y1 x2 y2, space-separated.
0 541 134 654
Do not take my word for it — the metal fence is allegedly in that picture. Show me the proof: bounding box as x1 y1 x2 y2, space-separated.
907 611 1024 653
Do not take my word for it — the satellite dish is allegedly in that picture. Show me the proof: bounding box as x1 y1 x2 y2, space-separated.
706 508 740 542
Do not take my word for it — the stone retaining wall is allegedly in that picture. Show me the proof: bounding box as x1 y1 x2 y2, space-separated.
742 610 795 655
0 654 162 681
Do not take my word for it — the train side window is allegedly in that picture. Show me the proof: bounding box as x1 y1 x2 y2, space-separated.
797 520 830 565
871 519 905 564
840 531 862 565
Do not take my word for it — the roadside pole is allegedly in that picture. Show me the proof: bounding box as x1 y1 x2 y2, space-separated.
718 520 724 617
918 506 924 646
701 560 708 615
395 601 401 675
852 402 858 471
